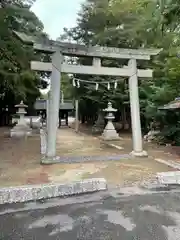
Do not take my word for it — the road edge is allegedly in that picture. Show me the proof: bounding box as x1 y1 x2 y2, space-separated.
0 178 107 204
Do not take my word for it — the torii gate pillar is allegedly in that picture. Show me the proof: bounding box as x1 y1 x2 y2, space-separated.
128 59 147 157
46 52 63 160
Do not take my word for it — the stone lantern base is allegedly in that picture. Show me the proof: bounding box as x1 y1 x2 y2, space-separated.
101 121 119 141
10 124 32 138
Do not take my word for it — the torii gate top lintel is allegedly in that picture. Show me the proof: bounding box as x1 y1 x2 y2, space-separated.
14 31 162 60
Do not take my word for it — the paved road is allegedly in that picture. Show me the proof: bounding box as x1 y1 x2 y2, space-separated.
1 187 180 239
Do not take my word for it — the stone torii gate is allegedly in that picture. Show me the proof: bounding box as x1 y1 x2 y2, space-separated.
15 31 161 163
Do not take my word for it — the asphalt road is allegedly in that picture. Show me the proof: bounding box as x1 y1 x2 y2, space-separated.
1 186 180 239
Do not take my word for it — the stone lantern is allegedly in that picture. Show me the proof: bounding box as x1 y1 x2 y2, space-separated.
10 101 32 137
101 102 119 140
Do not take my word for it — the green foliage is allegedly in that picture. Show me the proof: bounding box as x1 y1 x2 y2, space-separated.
0 0 47 117
155 111 180 145
61 74 74 100
162 0 180 28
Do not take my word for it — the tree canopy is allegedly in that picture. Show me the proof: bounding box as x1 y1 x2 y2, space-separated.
61 0 180 144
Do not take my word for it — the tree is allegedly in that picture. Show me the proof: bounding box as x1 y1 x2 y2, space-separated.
0 0 36 8
161 0 180 27
0 0 47 123
61 74 74 100
60 0 159 121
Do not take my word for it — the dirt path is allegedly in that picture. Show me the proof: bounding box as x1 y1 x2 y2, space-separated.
0 127 177 187
56 128 120 157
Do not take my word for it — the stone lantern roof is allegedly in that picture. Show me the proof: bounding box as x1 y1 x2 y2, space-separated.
15 101 28 108
159 97 180 110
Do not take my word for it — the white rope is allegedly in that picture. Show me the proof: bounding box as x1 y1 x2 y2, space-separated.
73 77 123 84
72 77 126 90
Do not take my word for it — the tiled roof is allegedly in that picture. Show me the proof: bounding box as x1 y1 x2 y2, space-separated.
159 98 180 110
34 99 74 110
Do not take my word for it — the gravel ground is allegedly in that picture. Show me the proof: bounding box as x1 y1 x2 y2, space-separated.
0 127 176 187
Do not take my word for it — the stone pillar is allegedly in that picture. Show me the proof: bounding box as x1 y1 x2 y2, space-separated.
58 111 61 128
61 91 64 104
75 100 79 132
92 111 104 133
46 51 63 159
66 112 68 126
128 59 147 156
46 99 49 129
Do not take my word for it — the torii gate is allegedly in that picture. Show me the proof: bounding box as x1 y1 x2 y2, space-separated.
15 32 161 163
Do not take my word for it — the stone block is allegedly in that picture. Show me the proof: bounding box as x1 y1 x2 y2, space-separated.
156 171 180 185
10 128 32 138
0 178 107 204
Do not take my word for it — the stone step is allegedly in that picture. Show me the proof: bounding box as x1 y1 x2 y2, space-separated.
156 171 180 185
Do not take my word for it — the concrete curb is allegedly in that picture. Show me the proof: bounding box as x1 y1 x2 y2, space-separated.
154 158 180 170
0 178 107 205
103 142 124 150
